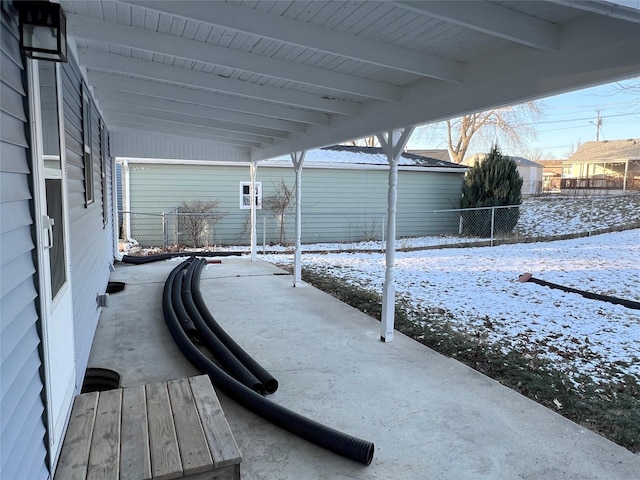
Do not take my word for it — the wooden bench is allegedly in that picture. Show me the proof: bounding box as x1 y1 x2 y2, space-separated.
55 375 242 480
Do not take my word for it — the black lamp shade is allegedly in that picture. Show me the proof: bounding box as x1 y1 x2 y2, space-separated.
18 1 67 62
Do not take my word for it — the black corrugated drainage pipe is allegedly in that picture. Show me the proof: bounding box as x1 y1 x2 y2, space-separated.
190 258 279 394
519 272 640 310
122 251 242 264
181 259 265 394
169 266 198 339
163 260 374 466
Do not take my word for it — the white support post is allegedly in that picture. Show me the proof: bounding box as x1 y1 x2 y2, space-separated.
122 159 131 241
291 151 306 286
376 127 415 342
249 161 258 261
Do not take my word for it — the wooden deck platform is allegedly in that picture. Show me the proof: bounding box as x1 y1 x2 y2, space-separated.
54 375 241 480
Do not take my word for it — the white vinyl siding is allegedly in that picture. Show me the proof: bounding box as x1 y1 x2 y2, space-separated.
61 52 114 388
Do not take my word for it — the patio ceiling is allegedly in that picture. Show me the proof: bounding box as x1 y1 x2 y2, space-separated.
61 0 640 162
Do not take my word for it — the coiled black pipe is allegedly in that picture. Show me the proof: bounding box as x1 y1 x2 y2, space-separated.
169 264 198 338
162 260 374 466
182 259 265 394
190 258 279 394
122 251 242 264
519 273 640 310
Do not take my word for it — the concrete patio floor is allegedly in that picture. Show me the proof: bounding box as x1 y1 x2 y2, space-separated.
89 256 640 479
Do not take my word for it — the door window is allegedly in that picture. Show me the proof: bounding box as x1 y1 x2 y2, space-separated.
38 62 66 300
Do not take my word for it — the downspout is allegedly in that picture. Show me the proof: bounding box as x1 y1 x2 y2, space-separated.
250 161 258 261
291 151 306 287
376 127 414 342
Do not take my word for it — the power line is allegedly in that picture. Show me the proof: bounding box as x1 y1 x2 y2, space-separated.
528 112 636 126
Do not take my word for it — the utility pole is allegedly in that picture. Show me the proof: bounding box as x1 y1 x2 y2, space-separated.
594 110 602 141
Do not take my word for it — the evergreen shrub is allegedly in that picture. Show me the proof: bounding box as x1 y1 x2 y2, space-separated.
460 145 523 237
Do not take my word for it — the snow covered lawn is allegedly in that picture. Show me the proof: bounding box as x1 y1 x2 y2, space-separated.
262 229 640 386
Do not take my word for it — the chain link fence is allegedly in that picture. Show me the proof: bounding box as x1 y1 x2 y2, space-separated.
120 193 640 252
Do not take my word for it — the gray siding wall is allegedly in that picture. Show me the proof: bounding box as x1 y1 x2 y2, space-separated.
61 54 113 388
124 163 464 246
0 6 49 480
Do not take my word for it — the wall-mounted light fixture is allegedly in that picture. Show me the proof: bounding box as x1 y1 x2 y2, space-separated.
17 1 67 62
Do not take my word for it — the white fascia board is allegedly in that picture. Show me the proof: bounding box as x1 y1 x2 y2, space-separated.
80 50 358 116
67 13 401 102
125 0 462 82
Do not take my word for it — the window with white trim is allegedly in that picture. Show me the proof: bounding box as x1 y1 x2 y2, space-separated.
239 181 262 209
82 82 94 206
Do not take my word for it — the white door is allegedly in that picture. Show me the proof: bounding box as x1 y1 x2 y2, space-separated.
28 60 76 469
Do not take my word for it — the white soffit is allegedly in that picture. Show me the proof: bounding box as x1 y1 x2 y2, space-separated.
61 0 640 162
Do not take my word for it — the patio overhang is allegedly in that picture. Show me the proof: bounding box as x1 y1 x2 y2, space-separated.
60 0 640 163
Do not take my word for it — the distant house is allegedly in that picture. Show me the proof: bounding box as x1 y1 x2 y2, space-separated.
465 154 544 196
562 139 640 193
537 160 564 192
119 145 467 247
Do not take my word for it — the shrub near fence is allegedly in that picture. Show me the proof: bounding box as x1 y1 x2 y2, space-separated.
120 193 640 251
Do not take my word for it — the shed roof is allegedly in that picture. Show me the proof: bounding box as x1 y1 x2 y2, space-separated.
264 145 467 170
566 139 640 163
406 149 452 163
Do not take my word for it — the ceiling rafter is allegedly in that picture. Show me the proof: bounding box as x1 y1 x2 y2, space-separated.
67 13 402 101
86 69 328 126
79 49 359 116
108 123 262 149
103 104 288 139
94 88 308 134
124 0 463 82
104 112 272 147
56 1 640 161
392 1 560 51
253 17 640 161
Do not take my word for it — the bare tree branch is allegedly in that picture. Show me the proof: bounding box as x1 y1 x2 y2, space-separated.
263 178 294 245
179 200 223 247
444 102 542 163
348 136 380 147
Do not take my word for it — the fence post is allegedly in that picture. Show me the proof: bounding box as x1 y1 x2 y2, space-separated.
381 215 385 244
490 206 496 246
263 216 267 254
162 212 167 250
589 198 594 236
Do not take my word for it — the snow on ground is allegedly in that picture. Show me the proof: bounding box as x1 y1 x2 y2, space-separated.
130 195 640 386
260 229 640 386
